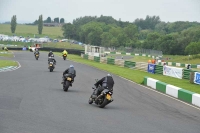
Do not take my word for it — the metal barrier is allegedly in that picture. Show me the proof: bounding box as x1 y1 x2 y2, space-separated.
94 56 100 62
155 65 163 74
107 58 115 65
124 61 136 68
182 69 197 80
83 54 88 59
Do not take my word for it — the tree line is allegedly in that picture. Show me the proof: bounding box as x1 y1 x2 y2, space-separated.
33 17 65 25
10 15 65 35
62 15 200 55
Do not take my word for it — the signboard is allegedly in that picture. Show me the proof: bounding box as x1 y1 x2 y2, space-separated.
147 64 155 74
194 72 200 85
163 65 183 79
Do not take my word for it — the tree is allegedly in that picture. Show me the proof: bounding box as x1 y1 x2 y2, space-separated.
62 23 76 39
117 33 128 47
60 18 65 23
54 17 59 23
46 17 51 23
38 15 43 34
11 15 17 33
33 20 38 25
101 32 113 47
185 42 200 55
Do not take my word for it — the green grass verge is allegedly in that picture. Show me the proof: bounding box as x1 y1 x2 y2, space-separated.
0 50 13 57
0 41 84 50
0 60 18 68
54 53 200 94
0 24 63 39
45 42 84 50
162 55 200 64
107 54 152 62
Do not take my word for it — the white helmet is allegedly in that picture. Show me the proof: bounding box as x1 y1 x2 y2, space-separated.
107 73 112 77
70 65 74 68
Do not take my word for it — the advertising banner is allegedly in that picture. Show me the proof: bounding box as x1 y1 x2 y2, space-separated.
194 72 200 85
147 64 155 74
163 65 183 79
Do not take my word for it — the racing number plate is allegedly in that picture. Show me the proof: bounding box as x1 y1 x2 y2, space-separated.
50 64 52 66
36 55 38 56
67 77 72 81
106 94 111 100
64 55 66 56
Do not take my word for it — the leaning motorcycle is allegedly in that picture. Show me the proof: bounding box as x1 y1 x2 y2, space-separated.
35 54 39 60
63 54 67 60
88 79 113 108
48 62 55 72
63 74 73 91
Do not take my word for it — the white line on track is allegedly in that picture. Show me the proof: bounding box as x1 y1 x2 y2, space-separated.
57 55 200 111
0 61 21 72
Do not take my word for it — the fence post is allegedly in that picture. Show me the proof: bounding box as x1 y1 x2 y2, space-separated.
190 72 194 83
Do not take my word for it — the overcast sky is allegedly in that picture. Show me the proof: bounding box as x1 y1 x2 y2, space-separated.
0 0 200 23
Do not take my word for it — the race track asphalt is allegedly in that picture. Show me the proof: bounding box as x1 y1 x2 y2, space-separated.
0 51 200 133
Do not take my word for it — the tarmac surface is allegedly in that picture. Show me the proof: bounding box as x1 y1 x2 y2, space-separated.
0 51 200 133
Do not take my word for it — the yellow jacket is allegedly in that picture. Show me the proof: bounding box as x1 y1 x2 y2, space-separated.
62 50 68 55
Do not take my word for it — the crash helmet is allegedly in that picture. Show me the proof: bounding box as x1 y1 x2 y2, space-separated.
70 64 74 68
107 73 112 77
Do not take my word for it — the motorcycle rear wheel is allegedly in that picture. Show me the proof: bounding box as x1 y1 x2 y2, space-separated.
63 81 70 91
98 98 109 108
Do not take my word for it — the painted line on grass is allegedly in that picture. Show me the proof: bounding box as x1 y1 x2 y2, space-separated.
59 55 200 111
0 61 21 72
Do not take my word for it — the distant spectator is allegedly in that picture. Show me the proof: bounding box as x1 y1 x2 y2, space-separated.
187 64 191 69
4 47 8 51
151 59 155 64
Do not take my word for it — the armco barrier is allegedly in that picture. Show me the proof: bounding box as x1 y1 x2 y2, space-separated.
115 59 125 67
155 65 163 74
144 77 200 108
183 69 191 79
83 54 88 59
124 61 136 68
135 62 148 71
183 69 197 80
107 58 115 65
100 57 107 64
106 51 200 69
94 56 100 62
88 55 94 60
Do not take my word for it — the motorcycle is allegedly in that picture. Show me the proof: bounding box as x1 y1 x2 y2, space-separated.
48 61 55 72
88 79 113 108
35 54 39 60
63 74 73 91
63 54 67 60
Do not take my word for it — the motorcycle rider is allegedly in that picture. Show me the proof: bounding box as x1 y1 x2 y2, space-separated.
62 50 68 57
34 48 40 57
48 51 54 57
61 65 76 86
92 74 114 98
48 55 56 65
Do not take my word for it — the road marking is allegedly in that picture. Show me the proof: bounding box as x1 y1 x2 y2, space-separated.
0 61 21 72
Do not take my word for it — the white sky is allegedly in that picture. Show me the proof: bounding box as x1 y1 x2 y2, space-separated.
0 0 200 23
